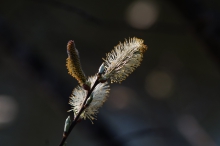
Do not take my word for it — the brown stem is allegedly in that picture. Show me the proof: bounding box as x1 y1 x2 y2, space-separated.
59 76 100 146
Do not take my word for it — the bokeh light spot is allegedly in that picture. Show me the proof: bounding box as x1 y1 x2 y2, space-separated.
0 95 18 127
177 115 217 146
107 85 137 110
145 71 174 99
126 1 159 29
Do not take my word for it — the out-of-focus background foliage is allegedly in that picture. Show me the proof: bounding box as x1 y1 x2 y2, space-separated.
0 0 220 145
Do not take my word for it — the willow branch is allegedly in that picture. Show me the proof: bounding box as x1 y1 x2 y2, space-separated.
59 76 100 146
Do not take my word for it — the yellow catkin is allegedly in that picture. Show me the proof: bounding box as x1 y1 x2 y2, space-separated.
66 40 86 86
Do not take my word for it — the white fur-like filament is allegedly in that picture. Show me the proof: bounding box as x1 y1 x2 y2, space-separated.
103 37 147 83
69 76 110 123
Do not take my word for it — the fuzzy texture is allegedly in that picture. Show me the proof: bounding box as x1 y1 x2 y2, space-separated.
69 76 110 123
103 37 147 83
66 40 86 86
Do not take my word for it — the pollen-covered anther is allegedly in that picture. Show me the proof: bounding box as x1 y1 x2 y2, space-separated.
66 40 87 86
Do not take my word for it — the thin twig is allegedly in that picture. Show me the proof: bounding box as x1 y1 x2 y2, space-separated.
59 75 100 146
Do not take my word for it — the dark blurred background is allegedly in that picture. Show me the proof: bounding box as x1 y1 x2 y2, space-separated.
0 0 220 146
